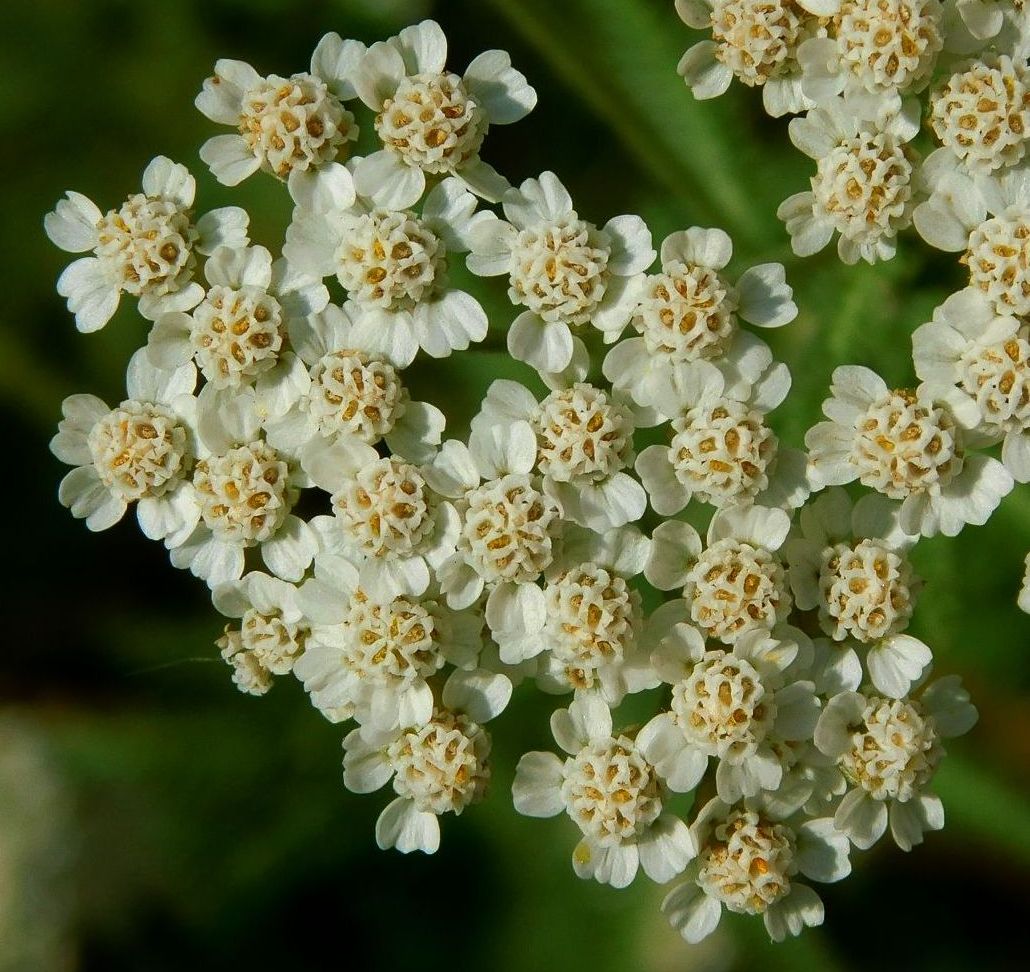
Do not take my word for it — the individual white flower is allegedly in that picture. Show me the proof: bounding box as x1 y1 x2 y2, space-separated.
1019 551 1030 612
645 506 794 645
196 35 365 185
639 624 820 803
284 162 490 365
45 157 249 331
815 676 978 850
213 571 308 698
929 53 1030 175
51 349 200 544
467 171 654 373
264 302 445 463
427 422 563 648
343 668 512 854
292 550 480 729
676 0 836 117
635 354 809 514
912 163 1030 318
350 19 536 204
168 386 316 588
662 797 851 943
472 378 645 531
784 487 932 697
603 227 797 417
806 365 1014 536
300 434 458 604
778 94 920 264
797 0 944 102
147 244 328 417
512 695 696 889
497 525 655 703
914 288 1030 482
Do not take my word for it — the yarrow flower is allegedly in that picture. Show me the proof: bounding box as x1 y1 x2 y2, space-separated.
513 695 696 888
45 157 249 332
662 796 851 943
784 487 931 697
343 668 511 854
779 94 920 264
805 364 1014 536
675 0 837 117
467 170 655 373
814 676 977 850
284 162 489 364
603 227 797 418
350 19 536 204
196 34 364 185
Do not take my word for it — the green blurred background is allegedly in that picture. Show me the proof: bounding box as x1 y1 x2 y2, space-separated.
1 1 1028 969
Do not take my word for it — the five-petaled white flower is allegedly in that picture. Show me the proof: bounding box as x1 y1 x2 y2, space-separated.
293 549 480 729
52 349 201 543
639 624 821 803
815 676 978 850
467 170 655 373
512 694 697 888
196 34 364 185
343 668 512 854
784 487 931 697
472 378 647 532
45 157 249 331
350 19 536 205
676 0 838 117
603 227 797 418
662 795 851 943
284 161 490 364
635 351 810 514
806 364 1014 537
779 93 920 264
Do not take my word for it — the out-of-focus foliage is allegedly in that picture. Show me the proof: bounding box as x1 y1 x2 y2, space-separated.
0 0 1027 969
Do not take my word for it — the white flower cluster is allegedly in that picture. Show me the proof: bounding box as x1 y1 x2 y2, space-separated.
47 13 1002 949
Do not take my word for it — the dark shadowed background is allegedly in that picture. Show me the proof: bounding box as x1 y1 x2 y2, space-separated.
1 0 1028 969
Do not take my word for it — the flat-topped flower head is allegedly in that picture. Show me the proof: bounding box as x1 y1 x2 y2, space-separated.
605 228 796 420
350 20 536 204
213 572 308 696
512 695 696 888
639 623 820 802
45 157 250 331
343 668 511 854
467 171 654 373
284 163 490 365
147 244 328 404
797 0 943 103
914 288 1030 482
168 386 316 588
635 353 809 514
52 350 201 544
645 506 794 645
472 379 645 531
815 677 977 849
930 54 1030 174
293 553 480 729
196 34 366 185
676 1 836 117
780 94 920 265
807 365 1014 536
263 304 442 464
663 796 850 943
915 163 1030 316
784 488 930 697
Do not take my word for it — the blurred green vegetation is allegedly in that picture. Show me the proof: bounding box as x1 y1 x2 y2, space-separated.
1 0 1028 969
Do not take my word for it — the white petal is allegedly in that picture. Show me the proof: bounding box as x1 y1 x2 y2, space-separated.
44 191 101 252
503 171 573 228
57 258 119 333
638 815 696 884
463 49 537 124
796 818 851 882
677 42 733 100
310 33 366 99
512 751 565 817
195 206 250 256
375 798 441 854
261 515 317 581
442 668 512 723
636 445 690 516
551 695 612 754
604 215 655 275
867 635 932 698
353 40 406 110
485 581 546 639
920 675 978 737
199 134 260 187
764 884 824 943
662 881 722 944
834 788 887 850
415 289 488 357
736 263 797 327
814 691 866 757
142 157 195 207
353 150 425 210
393 19 448 75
